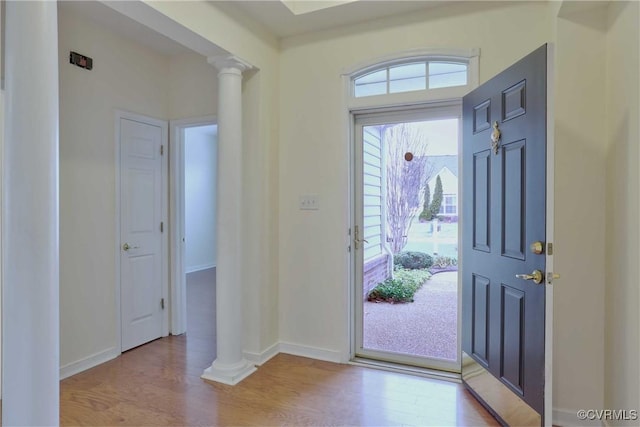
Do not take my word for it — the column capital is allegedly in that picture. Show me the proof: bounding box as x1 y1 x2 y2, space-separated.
207 55 253 73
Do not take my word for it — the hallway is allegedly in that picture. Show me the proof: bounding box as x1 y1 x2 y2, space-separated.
185 267 217 360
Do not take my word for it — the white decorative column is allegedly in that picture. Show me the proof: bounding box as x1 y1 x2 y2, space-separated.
201 55 256 385
3 1 60 425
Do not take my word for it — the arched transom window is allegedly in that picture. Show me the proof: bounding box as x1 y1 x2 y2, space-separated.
354 60 469 98
346 49 479 105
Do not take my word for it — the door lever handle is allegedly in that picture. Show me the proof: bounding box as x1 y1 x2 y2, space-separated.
515 270 544 284
353 225 368 249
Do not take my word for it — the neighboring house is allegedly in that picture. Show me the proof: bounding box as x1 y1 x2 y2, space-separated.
426 155 459 221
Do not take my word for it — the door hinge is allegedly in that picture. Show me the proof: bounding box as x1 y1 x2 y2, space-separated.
161 298 165 310
160 145 164 155
547 242 553 255
160 222 164 233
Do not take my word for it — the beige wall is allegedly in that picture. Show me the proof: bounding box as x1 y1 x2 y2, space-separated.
278 1 554 358
58 5 170 371
553 3 608 416
58 5 218 372
0 7 3 392
57 0 282 365
605 1 640 421
168 52 218 120
145 0 282 356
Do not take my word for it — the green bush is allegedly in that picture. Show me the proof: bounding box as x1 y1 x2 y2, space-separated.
394 251 434 270
367 268 431 303
432 256 458 268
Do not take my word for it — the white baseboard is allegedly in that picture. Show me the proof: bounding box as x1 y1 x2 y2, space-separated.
278 341 342 363
554 408 605 427
60 347 120 380
243 342 279 366
186 263 216 274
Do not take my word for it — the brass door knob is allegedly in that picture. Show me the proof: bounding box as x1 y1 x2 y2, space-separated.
516 270 544 284
122 243 139 251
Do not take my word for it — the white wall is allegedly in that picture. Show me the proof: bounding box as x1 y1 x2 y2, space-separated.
169 52 218 120
58 4 219 375
0 81 3 399
185 125 217 272
278 1 554 360
604 1 640 422
148 1 281 356
553 3 608 417
58 4 171 373
0 13 3 395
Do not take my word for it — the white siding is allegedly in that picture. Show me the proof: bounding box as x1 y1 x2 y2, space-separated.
363 126 384 260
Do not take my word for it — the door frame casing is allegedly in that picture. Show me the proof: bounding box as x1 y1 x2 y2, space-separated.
544 44 555 427
114 110 170 353
341 48 480 364
168 115 217 335
350 104 463 373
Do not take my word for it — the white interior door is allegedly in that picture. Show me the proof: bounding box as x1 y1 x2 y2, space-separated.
120 117 164 351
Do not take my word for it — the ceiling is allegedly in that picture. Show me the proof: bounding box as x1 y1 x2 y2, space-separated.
60 1 191 55
227 0 450 38
60 0 455 57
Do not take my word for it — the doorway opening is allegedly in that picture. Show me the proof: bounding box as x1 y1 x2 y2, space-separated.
184 124 218 355
353 106 461 372
169 118 217 360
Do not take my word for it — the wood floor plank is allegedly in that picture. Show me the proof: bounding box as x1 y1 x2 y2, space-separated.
60 336 498 426
61 269 497 425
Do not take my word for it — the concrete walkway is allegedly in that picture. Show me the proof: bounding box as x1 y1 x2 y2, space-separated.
363 271 457 361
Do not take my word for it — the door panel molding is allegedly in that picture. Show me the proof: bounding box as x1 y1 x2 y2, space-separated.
501 139 527 260
471 274 490 365
115 110 169 353
462 44 551 424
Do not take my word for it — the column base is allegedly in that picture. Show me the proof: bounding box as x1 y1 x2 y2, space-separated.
201 358 257 386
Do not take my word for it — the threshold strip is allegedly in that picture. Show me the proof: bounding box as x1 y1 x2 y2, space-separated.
349 357 461 383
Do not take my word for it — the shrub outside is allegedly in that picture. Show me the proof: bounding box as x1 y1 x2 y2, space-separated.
367 268 431 303
394 251 434 270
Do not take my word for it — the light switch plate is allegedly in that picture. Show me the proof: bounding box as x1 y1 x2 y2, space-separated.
299 194 319 210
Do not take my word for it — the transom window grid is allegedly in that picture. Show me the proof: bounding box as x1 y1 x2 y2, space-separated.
354 60 468 98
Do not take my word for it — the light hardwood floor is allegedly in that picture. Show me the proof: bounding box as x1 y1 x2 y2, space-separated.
60 267 498 426
61 343 498 426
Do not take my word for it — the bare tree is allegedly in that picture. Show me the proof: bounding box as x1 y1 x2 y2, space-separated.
384 123 434 253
